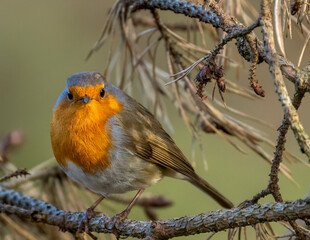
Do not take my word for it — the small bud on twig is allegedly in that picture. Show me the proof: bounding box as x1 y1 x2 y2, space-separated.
251 82 265 97
195 62 226 100
291 0 302 15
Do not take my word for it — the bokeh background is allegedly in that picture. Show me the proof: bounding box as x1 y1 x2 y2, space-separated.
0 0 309 239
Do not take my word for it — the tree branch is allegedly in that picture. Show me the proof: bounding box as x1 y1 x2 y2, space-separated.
1 186 310 239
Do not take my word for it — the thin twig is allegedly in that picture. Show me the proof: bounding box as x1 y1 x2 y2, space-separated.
166 18 261 85
0 169 30 183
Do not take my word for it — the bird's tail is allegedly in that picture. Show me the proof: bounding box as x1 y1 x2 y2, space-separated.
189 174 233 208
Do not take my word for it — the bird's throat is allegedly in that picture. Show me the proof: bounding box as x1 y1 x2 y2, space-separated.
50 95 122 174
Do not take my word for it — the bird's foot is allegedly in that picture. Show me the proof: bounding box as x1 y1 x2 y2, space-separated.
109 209 130 239
111 209 129 226
78 207 95 233
78 207 106 235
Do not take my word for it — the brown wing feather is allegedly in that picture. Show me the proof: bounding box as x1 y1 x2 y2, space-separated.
146 137 196 178
117 97 195 179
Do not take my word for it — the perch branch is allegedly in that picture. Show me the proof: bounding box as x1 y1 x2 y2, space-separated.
1 187 310 239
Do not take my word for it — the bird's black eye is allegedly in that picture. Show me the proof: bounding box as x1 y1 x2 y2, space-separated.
100 88 105 98
67 92 73 101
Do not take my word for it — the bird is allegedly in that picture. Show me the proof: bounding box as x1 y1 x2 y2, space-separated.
50 71 233 232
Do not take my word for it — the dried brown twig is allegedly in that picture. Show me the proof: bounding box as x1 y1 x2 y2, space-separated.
0 169 29 183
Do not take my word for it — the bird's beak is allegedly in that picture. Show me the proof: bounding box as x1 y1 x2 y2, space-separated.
79 95 91 104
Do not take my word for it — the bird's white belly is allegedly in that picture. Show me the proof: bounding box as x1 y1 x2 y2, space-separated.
62 155 163 197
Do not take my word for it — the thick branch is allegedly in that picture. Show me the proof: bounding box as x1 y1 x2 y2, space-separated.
128 0 239 32
1 187 310 239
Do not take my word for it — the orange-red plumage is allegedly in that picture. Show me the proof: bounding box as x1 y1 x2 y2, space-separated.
50 84 122 174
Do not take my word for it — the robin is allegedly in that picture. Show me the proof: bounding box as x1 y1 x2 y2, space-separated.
50 71 233 232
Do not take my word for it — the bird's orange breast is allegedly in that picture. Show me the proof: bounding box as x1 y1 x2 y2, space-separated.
50 89 122 174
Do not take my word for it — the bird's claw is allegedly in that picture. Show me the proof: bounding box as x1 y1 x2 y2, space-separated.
109 210 130 239
78 208 107 235
111 210 129 227
78 207 96 233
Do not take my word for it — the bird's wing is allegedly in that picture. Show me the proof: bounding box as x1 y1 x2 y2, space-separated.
116 97 195 179
137 133 195 178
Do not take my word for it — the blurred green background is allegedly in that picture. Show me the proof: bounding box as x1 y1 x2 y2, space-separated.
0 0 310 239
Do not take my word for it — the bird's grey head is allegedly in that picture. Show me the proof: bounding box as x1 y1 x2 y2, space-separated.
54 71 106 109
66 71 105 87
